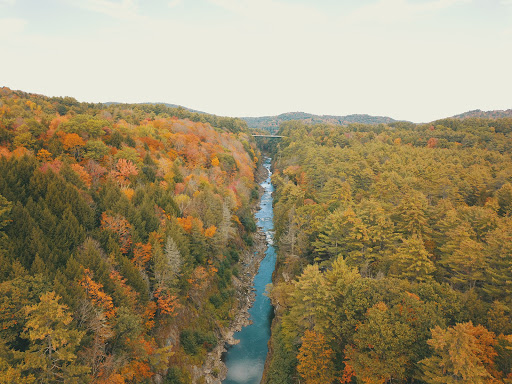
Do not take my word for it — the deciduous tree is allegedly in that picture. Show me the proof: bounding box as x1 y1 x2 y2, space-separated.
297 330 336 384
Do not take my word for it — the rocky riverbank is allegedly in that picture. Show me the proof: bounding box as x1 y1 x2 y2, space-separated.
193 161 271 384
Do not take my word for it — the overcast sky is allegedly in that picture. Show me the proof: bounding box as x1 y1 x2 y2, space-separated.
0 0 511 122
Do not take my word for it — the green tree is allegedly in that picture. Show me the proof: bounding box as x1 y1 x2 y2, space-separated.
482 219 512 302
497 183 512 216
357 198 397 276
393 190 430 238
0 194 12 271
344 302 416 383
313 207 368 264
84 140 109 161
440 222 485 289
0 195 12 234
18 291 89 383
389 235 435 282
320 257 361 347
281 264 326 347
60 114 107 138
0 274 48 351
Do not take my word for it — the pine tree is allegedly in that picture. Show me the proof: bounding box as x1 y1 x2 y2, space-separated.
279 207 299 257
482 219 512 302
18 292 89 383
357 198 397 276
497 183 512 216
313 207 368 264
389 235 435 282
440 222 485 290
282 264 326 346
218 203 234 246
343 302 416 383
164 235 182 284
394 190 430 238
0 194 11 236
0 194 12 274
320 256 361 342
420 322 497 384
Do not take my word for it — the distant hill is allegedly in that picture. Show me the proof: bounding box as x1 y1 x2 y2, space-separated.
452 109 512 120
99 103 512 131
104 104 400 132
242 112 399 132
104 101 204 114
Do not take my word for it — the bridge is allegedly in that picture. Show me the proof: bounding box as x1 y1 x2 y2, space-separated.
251 134 285 138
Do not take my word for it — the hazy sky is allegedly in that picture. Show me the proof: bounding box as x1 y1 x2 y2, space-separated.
0 0 511 122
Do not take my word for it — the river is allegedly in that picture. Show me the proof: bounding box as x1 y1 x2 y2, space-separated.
222 157 276 384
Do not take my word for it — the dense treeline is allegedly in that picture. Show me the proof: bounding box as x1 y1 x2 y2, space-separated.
243 112 398 134
265 119 512 383
453 109 512 120
0 87 260 383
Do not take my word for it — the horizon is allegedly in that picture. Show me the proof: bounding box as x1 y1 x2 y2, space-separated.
2 84 509 124
1 0 511 123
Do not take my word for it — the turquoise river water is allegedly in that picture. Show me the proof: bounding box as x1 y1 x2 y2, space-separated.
223 158 276 384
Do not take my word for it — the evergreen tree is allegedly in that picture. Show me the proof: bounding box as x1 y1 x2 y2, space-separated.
313 207 368 265
393 190 430 239
343 302 416 383
420 322 497 384
389 235 435 282
482 219 512 302
17 292 89 383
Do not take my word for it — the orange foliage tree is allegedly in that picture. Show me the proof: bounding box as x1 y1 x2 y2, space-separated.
110 158 138 188
420 322 499 384
204 225 217 238
176 215 203 234
132 242 152 270
427 137 438 148
153 288 180 317
71 163 92 188
49 115 69 131
36 148 53 162
60 132 86 160
100 212 132 254
79 269 116 319
297 330 337 384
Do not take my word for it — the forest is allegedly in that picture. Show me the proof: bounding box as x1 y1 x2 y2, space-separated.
264 118 512 383
0 87 260 383
243 112 397 134
2 84 512 384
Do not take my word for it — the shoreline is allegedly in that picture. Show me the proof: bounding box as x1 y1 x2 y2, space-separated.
196 160 271 384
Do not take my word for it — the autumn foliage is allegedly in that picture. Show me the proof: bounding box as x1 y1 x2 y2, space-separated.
297 330 336 384
80 269 116 319
265 118 512 384
132 242 152 270
109 158 138 187
0 87 260 382
100 212 132 254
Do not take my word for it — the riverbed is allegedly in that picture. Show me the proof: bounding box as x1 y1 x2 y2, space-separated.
222 158 276 384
